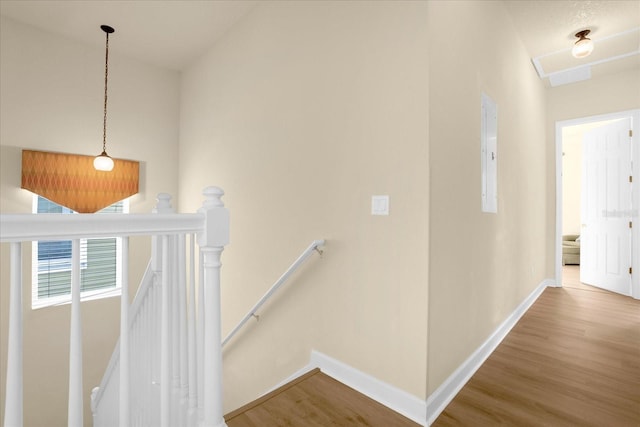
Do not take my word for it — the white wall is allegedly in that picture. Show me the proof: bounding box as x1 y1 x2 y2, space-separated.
179 0 429 412
0 16 180 426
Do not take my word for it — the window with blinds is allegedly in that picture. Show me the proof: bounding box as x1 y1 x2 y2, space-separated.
32 196 128 308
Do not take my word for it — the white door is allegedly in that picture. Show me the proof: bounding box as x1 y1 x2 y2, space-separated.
580 118 633 295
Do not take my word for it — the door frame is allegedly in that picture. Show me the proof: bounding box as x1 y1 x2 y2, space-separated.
555 108 640 299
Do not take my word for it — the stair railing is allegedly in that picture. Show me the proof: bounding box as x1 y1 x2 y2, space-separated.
222 239 325 348
0 186 230 427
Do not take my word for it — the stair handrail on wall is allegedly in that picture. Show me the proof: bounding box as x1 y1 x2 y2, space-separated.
222 239 325 348
0 186 230 427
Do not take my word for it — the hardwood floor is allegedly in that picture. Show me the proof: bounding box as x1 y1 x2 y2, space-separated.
561 264 609 293
225 268 638 426
225 368 421 427
433 277 640 426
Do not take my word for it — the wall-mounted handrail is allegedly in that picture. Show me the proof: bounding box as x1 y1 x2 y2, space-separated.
222 239 325 347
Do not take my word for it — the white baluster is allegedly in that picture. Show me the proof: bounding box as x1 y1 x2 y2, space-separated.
153 259 162 427
141 292 150 426
171 236 180 425
68 239 83 427
151 233 161 406
178 235 189 424
197 248 205 419
197 187 230 427
160 235 171 427
120 236 130 427
4 242 23 427
136 300 143 426
187 234 198 424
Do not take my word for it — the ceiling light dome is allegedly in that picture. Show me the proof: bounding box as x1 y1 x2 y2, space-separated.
572 29 594 58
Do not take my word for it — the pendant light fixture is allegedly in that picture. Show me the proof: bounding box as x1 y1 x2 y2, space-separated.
571 29 594 59
94 25 115 172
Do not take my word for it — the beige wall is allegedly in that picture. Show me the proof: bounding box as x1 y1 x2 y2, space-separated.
547 68 640 124
179 1 429 411
0 17 180 426
426 1 548 394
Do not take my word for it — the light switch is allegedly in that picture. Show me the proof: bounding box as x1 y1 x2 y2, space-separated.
371 195 389 215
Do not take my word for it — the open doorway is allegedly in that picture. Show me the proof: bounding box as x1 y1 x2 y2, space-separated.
555 109 640 299
561 119 623 293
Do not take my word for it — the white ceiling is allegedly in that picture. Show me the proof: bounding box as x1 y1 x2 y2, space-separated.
505 1 639 56
505 1 640 86
0 0 258 71
1 0 639 83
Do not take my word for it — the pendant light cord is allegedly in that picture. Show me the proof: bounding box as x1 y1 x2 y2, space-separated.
102 31 110 154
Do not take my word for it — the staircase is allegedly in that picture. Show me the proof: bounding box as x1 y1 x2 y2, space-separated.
1 186 230 427
2 185 330 427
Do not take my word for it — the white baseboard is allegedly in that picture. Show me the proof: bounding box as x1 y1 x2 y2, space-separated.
266 279 552 427
267 350 427 425
309 350 428 426
425 279 551 425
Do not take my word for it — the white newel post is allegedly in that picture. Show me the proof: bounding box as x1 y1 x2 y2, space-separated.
154 193 175 427
4 242 23 427
69 239 83 427
197 187 230 427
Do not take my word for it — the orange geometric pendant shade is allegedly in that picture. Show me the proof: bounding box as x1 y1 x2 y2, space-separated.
21 149 139 213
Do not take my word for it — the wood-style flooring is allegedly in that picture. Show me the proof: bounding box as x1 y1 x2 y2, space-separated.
225 368 421 427
561 264 610 293
433 266 640 426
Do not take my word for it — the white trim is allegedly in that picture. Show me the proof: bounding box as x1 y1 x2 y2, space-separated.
310 350 427 426
555 118 565 288
264 279 552 426
267 350 427 426
425 279 550 425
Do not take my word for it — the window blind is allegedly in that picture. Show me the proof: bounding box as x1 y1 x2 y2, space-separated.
34 196 124 303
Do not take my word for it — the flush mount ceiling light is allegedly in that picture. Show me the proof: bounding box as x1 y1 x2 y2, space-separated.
572 29 594 59
94 25 115 172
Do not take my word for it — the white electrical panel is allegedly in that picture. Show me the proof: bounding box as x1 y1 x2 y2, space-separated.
481 93 497 213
